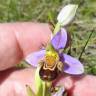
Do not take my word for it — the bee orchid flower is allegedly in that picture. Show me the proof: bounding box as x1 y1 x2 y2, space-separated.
25 28 84 77
25 4 84 96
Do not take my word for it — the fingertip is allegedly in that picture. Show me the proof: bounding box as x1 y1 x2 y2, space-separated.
14 22 52 57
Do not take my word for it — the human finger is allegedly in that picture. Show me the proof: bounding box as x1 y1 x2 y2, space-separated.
0 68 36 96
0 22 51 71
54 74 96 96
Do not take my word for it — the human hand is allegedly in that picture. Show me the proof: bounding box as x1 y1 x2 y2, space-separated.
0 22 51 96
0 22 96 96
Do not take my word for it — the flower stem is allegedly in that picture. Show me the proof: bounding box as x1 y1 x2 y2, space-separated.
46 22 61 51
79 29 94 60
43 82 51 96
53 22 61 35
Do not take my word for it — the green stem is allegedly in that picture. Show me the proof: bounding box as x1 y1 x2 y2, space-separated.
43 82 51 96
79 29 94 60
46 22 61 51
43 82 46 96
53 22 61 35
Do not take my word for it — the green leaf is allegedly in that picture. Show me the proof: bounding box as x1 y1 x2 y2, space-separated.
26 85 36 96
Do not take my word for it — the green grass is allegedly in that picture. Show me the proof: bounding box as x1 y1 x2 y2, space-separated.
0 0 96 75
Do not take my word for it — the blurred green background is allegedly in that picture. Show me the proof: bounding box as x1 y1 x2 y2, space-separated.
0 0 96 75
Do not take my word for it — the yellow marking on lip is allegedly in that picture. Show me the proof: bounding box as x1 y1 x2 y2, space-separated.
45 51 59 68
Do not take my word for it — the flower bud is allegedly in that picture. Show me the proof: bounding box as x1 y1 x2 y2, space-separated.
57 4 78 26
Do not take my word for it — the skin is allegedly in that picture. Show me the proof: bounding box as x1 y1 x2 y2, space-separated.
0 22 96 96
